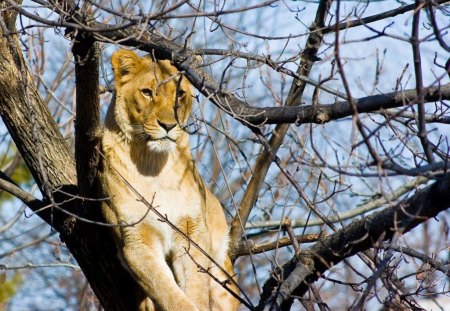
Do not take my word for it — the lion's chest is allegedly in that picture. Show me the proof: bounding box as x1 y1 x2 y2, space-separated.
124 170 200 213
108 159 205 253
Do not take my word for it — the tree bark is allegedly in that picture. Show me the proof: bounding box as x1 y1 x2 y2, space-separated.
73 33 101 196
1 2 449 311
0 4 143 310
12 1 450 127
0 2 76 230
257 174 450 310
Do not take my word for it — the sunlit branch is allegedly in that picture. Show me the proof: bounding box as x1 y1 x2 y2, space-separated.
258 174 450 309
246 176 429 230
235 233 324 257
0 262 80 270
228 0 334 262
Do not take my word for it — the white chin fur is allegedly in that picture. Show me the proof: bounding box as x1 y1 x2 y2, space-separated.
146 140 176 153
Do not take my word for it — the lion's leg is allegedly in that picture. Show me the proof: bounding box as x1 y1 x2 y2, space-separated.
172 246 212 310
209 256 240 311
135 285 156 311
121 228 198 311
171 220 212 310
137 298 155 311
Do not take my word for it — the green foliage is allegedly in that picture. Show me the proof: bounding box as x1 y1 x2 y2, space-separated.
0 155 33 204
10 160 32 186
0 272 23 307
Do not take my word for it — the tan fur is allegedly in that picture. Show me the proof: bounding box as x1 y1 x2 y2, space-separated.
98 50 240 311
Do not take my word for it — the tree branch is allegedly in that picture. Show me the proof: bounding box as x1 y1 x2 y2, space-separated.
0 3 149 309
71 13 101 197
411 0 435 163
235 233 324 257
0 3 77 230
9 0 450 128
246 176 429 230
229 0 334 260
321 0 450 35
0 171 43 210
257 174 450 310
379 243 450 275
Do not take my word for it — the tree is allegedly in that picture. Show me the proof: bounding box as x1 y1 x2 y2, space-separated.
0 0 449 310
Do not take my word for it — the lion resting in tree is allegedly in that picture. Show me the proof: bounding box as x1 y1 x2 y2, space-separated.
98 50 239 311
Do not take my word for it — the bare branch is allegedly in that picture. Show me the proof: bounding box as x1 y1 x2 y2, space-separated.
379 243 450 275
246 176 429 230
236 234 324 257
322 0 450 35
257 174 450 309
72 18 101 197
0 262 81 270
229 0 334 260
411 0 435 163
0 171 43 210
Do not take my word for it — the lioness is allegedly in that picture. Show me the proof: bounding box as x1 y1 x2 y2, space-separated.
98 50 239 311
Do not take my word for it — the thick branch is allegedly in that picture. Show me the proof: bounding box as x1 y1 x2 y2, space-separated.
92 19 449 127
235 234 323 257
0 171 43 210
72 26 101 196
264 83 449 125
0 4 77 230
0 4 149 310
39 8 450 129
12 1 450 128
257 174 450 310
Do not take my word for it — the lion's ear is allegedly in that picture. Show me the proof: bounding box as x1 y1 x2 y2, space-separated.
111 50 141 84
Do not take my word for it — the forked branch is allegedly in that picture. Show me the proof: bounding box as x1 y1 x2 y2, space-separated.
257 174 450 310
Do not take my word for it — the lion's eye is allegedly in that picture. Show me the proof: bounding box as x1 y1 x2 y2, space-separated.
141 88 153 97
177 89 186 99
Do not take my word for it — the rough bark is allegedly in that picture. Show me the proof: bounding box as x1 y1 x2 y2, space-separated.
1 2 449 311
11 1 450 127
0 2 76 230
257 174 450 310
0 4 143 310
73 33 101 196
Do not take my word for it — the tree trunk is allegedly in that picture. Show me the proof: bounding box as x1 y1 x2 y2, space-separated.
0 4 142 310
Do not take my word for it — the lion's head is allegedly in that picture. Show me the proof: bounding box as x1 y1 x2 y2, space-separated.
109 50 193 153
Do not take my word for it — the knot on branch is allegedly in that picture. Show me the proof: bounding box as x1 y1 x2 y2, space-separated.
315 107 330 123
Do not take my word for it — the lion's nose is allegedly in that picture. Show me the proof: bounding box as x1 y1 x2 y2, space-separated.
157 120 177 132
